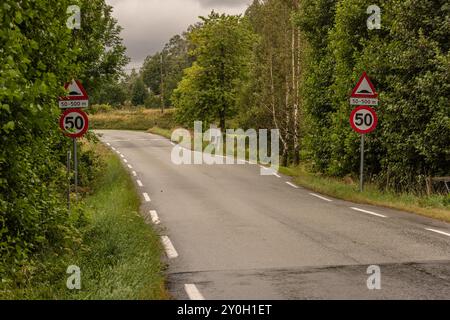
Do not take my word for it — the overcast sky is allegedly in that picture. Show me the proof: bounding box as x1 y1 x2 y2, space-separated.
106 0 252 72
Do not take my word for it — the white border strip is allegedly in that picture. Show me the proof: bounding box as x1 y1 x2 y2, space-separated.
351 207 387 218
286 182 299 189
150 210 160 225
310 193 332 202
162 236 179 259
425 228 450 237
143 193 151 202
184 284 205 300
137 180 143 187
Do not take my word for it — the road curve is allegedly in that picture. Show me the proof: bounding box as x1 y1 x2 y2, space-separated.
96 130 450 300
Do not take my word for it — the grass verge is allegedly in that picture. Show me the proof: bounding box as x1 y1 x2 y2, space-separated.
1 142 168 300
280 165 450 223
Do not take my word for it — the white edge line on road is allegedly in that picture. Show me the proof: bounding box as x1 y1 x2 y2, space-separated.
132 171 137 177
286 182 299 189
116 151 120 154
310 193 333 202
120 154 125 158
124 159 128 163
161 236 179 259
273 173 281 178
137 180 143 187
127 164 133 169
106 143 111 146
171 142 176 146
425 228 450 237
150 210 160 225
143 193 151 202
111 147 116 151
184 284 205 300
351 207 387 218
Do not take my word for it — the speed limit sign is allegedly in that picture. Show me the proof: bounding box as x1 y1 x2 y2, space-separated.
350 106 378 134
59 108 89 138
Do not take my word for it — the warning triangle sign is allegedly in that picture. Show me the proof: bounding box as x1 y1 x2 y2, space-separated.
60 79 89 101
351 72 378 99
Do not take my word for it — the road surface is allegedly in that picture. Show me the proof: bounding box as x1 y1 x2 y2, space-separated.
96 130 450 300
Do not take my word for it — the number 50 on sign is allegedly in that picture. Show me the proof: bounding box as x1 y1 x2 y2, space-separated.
59 109 89 138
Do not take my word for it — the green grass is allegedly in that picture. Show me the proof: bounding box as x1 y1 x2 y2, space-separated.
280 165 450 223
90 108 175 131
0 143 168 300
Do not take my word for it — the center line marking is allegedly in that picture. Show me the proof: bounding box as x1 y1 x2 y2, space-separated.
425 228 450 237
286 182 299 189
137 180 143 187
150 210 160 225
310 193 333 202
351 207 387 218
143 193 151 202
161 236 178 259
184 284 205 300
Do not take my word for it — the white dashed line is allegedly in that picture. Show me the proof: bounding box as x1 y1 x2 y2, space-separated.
351 207 387 218
137 180 143 187
124 159 128 163
310 193 333 202
425 228 450 237
286 182 299 189
112 147 116 151
127 164 133 169
150 210 160 225
184 284 205 300
171 142 176 146
161 236 179 259
106 143 111 146
273 173 281 178
143 193 151 202
132 171 137 177
120 154 125 158
116 151 120 155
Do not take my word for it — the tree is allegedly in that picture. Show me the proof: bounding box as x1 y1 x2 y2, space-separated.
174 12 255 129
131 77 148 106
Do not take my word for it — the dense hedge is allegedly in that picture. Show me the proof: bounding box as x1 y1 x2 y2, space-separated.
0 0 124 282
298 0 450 192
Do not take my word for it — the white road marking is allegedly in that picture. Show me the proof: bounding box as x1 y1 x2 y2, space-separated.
161 236 179 259
106 143 111 146
116 151 120 155
127 164 133 169
132 171 137 177
170 142 176 146
184 284 205 300
143 193 151 202
351 207 387 218
310 193 333 202
150 210 160 225
120 154 125 158
286 182 299 189
273 173 281 178
124 159 128 163
112 147 116 151
425 228 450 237
137 180 143 187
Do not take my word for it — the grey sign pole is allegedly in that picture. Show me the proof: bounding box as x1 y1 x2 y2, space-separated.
360 134 365 192
73 138 78 201
67 151 71 211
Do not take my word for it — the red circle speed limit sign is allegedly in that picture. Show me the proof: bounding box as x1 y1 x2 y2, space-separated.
350 106 378 134
59 108 89 138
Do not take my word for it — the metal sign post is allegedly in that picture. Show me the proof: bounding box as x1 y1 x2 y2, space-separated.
73 138 78 201
360 134 365 192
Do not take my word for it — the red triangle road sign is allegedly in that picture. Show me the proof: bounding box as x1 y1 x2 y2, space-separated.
59 79 89 101
351 72 378 99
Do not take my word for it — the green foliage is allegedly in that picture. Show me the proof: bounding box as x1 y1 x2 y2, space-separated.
0 0 128 283
131 77 148 106
297 0 450 192
173 12 256 129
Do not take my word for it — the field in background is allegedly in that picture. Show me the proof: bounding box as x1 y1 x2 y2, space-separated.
90 107 176 131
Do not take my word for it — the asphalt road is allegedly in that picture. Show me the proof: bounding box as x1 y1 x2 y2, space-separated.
96 130 450 300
